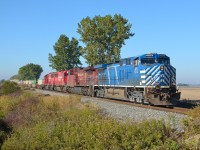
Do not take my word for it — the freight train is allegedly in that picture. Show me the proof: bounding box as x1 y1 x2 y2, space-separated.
24 53 181 106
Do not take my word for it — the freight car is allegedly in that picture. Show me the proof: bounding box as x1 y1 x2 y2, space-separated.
41 53 180 106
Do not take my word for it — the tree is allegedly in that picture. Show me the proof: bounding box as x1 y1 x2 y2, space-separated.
18 63 43 80
48 34 82 71
177 83 189 86
10 74 21 80
77 14 134 66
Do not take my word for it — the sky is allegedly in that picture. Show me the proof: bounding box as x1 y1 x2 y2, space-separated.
0 0 200 84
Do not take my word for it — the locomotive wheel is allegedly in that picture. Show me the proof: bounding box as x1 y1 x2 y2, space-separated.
96 89 105 98
81 87 89 96
127 91 136 103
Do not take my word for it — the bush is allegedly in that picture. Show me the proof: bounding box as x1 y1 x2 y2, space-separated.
181 106 200 149
0 81 20 95
1 94 181 150
183 106 200 134
0 91 24 148
0 120 11 148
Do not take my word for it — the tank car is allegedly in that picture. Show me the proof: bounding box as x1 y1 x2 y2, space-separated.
93 53 180 106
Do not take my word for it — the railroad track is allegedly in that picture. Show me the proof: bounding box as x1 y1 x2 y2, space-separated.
90 97 190 115
33 88 190 115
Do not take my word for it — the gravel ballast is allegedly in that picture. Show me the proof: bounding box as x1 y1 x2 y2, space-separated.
81 97 187 130
35 89 188 130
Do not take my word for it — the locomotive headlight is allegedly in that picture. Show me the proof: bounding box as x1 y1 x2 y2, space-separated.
160 65 164 71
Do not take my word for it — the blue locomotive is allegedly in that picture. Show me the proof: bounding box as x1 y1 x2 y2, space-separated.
94 53 181 106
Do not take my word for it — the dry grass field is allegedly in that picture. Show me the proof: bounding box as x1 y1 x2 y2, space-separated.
179 87 200 101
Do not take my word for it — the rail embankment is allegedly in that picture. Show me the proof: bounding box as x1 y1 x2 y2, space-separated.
0 89 200 149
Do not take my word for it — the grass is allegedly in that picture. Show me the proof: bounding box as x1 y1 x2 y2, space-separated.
1 91 200 149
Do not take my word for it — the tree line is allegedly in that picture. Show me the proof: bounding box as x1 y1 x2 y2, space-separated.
10 14 133 81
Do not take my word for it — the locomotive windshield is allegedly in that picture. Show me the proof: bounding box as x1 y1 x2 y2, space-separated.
141 57 170 65
157 58 170 64
141 58 155 64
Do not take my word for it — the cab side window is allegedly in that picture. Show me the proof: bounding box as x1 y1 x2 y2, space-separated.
126 59 131 65
133 57 139 67
119 60 123 66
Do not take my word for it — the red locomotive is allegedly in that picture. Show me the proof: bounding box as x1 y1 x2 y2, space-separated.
43 70 68 91
42 67 98 95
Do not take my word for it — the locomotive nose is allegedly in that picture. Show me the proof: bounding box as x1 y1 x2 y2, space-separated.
160 65 164 71
159 64 176 86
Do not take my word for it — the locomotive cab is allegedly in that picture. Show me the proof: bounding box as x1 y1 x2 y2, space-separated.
137 53 180 105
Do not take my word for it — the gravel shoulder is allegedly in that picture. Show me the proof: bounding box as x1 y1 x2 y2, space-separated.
81 97 187 131
34 89 187 131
